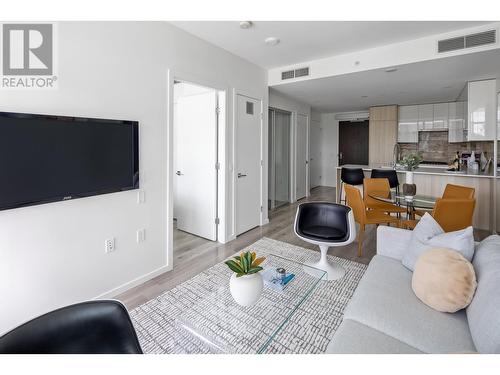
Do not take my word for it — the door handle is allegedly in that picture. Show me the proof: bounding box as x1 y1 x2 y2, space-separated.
237 173 247 178
176 171 183 176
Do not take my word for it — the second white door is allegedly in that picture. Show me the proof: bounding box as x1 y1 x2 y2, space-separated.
236 94 261 235
296 114 308 200
174 89 218 241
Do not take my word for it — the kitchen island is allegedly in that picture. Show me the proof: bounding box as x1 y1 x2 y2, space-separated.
336 164 498 232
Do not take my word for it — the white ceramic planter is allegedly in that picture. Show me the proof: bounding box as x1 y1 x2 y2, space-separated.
229 273 263 307
405 170 414 184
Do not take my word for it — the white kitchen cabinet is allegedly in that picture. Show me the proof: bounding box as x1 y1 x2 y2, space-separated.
398 105 418 143
467 79 496 141
432 102 449 130
418 104 434 130
448 101 467 143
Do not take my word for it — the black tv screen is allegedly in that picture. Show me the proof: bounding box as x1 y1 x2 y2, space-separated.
0 111 139 211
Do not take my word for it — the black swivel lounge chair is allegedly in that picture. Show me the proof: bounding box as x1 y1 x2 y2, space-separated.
0 300 143 354
294 202 356 281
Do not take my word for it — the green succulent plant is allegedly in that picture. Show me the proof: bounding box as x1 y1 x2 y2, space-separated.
400 152 423 171
225 251 265 278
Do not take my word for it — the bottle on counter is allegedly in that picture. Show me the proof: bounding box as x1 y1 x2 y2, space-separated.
451 151 461 171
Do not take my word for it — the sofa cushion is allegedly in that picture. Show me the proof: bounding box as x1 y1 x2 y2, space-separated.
412 248 477 313
344 254 476 353
402 213 474 271
326 319 423 354
467 235 500 353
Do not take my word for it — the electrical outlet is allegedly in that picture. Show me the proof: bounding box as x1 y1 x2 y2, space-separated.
136 229 146 243
105 238 115 253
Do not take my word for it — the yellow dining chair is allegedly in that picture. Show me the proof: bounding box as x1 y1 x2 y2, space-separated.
403 198 476 232
363 178 406 216
410 183 476 226
344 184 400 257
442 184 475 199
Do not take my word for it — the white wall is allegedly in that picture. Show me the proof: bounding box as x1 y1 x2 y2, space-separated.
317 113 339 187
0 22 268 334
269 89 311 200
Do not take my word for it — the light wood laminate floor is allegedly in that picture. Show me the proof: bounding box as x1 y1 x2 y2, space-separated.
117 186 378 309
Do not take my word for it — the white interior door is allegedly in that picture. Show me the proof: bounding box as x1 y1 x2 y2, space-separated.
236 94 261 235
296 114 308 199
310 118 321 188
174 90 217 241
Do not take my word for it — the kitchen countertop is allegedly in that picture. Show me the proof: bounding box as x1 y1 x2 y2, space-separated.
337 164 496 179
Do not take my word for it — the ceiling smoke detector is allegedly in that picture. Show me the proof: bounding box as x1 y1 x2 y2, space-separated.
265 37 280 46
239 21 253 29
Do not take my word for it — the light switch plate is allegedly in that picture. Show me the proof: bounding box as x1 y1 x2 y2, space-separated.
105 238 115 253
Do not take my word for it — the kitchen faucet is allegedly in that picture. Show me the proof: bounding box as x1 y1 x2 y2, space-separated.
393 143 401 168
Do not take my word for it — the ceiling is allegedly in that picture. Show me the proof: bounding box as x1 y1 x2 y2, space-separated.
170 21 492 68
271 48 500 113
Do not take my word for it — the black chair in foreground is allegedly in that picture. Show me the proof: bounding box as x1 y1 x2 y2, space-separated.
294 202 356 281
0 300 143 354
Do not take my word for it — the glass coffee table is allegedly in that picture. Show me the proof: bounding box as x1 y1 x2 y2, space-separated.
176 254 326 354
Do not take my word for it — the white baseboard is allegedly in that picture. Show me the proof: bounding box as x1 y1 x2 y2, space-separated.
262 218 270 225
94 263 171 299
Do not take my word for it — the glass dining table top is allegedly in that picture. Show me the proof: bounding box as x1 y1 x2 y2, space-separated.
368 190 437 209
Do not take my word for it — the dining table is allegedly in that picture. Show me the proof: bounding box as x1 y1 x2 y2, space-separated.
368 190 438 220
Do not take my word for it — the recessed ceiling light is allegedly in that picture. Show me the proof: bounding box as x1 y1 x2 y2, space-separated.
265 37 280 46
385 67 398 73
239 21 253 29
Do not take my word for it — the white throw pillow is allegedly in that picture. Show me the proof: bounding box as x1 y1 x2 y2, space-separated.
402 213 475 271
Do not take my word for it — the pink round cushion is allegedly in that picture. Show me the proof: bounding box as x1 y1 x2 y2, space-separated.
412 248 477 313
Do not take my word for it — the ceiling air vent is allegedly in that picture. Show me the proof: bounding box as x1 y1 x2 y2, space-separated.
281 70 295 80
438 36 465 53
294 67 310 78
438 29 497 53
465 30 496 48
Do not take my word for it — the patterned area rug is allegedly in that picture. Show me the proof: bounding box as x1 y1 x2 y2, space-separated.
130 238 367 354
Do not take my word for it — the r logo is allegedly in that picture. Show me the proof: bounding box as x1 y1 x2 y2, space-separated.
2 24 53 76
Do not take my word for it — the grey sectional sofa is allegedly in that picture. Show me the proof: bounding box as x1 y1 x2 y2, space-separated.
327 226 500 354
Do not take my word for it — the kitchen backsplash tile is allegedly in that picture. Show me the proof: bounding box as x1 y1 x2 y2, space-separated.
399 131 494 164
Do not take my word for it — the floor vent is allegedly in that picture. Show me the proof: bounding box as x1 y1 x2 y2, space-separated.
294 67 310 78
438 29 496 53
281 70 295 80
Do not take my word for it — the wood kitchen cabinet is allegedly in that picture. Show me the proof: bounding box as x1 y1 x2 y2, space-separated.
369 105 398 165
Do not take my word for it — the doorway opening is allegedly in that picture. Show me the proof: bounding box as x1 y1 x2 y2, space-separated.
268 108 292 210
338 120 369 165
173 80 222 256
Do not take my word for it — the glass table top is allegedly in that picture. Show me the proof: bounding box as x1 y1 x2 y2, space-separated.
175 253 327 354
368 190 437 209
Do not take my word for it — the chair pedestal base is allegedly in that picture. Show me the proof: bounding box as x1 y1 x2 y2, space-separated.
304 244 346 281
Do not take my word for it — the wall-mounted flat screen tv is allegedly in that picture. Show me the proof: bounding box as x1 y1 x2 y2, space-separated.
0 111 139 211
